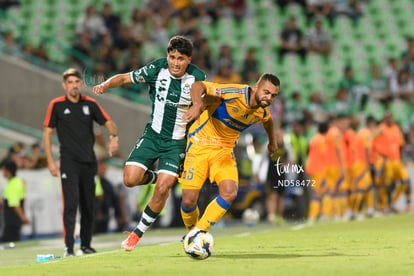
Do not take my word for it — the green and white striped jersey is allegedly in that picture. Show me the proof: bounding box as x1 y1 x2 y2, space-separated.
130 58 206 140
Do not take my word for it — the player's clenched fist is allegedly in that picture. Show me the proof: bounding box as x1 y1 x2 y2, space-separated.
93 83 107 95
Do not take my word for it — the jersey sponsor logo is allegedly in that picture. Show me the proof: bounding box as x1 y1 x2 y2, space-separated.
63 108 71 115
166 162 178 169
165 100 190 108
215 88 221 95
83 105 90 115
183 83 191 94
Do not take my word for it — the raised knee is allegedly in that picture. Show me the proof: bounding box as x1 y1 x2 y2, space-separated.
123 175 137 188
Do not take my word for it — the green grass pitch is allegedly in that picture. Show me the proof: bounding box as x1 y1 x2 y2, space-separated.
0 214 413 275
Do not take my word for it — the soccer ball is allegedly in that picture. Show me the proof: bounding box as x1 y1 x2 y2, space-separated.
242 208 260 227
183 229 214 260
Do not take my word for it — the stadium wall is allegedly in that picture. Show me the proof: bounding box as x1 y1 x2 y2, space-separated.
0 54 151 158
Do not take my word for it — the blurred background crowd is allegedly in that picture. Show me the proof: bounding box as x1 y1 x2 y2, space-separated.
1 0 414 235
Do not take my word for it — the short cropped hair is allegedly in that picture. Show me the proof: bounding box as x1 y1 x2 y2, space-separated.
167 35 193 57
62 68 82 81
1 159 17 176
257 73 280 87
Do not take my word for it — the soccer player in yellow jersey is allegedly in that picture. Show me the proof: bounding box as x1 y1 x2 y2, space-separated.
324 115 349 219
351 116 378 219
179 73 280 234
306 122 328 224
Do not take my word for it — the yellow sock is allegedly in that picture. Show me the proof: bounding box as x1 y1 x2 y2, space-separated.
322 194 333 217
180 203 199 231
392 184 405 204
338 195 348 216
364 186 374 209
378 187 388 210
308 200 321 219
352 192 364 213
196 196 230 231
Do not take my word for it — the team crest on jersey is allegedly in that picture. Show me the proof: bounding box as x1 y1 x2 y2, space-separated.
232 107 239 113
83 105 90 115
183 83 191 94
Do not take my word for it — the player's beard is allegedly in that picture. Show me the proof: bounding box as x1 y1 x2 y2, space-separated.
255 94 270 108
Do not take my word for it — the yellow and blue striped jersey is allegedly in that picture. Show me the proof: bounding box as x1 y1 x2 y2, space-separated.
188 81 271 147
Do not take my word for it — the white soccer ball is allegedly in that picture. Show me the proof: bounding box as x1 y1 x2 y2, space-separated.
242 208 260 227
183 229 214 260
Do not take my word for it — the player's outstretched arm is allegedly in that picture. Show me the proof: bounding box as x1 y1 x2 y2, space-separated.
263 118 277 157
183 81 207 122
93 73 132 95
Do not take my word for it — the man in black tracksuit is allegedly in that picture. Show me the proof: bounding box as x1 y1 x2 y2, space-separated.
43 68 119 257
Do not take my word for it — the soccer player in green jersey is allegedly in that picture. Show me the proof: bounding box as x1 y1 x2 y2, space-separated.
93 35 206 251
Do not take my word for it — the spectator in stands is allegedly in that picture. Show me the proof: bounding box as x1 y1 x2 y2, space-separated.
214 44 236 74
212 64 241 84
192 34 213 74
21 43 34 60
389 69 414 101
284 92 306 125
25 142 47 169
384 57 400 83
218 0 249 21
0 0 20 10
305 0 336 26
274 0 306 12
76 5 108 45
366 63 390 104
71 32 93 69
175 6 198 37
401 36 414 76
332 0 363 25
1 159 30 242
338 65 359 95
129 9 148 47
194 1 215 25
1 31 19 56
307 92 329 123
33 44 50 62
101 2 121 43
278 16 307 62
148 6 170 50
329 88 352 115
98 45 116 76
306 17 332 57
0 142 26 169
241 47 260 84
